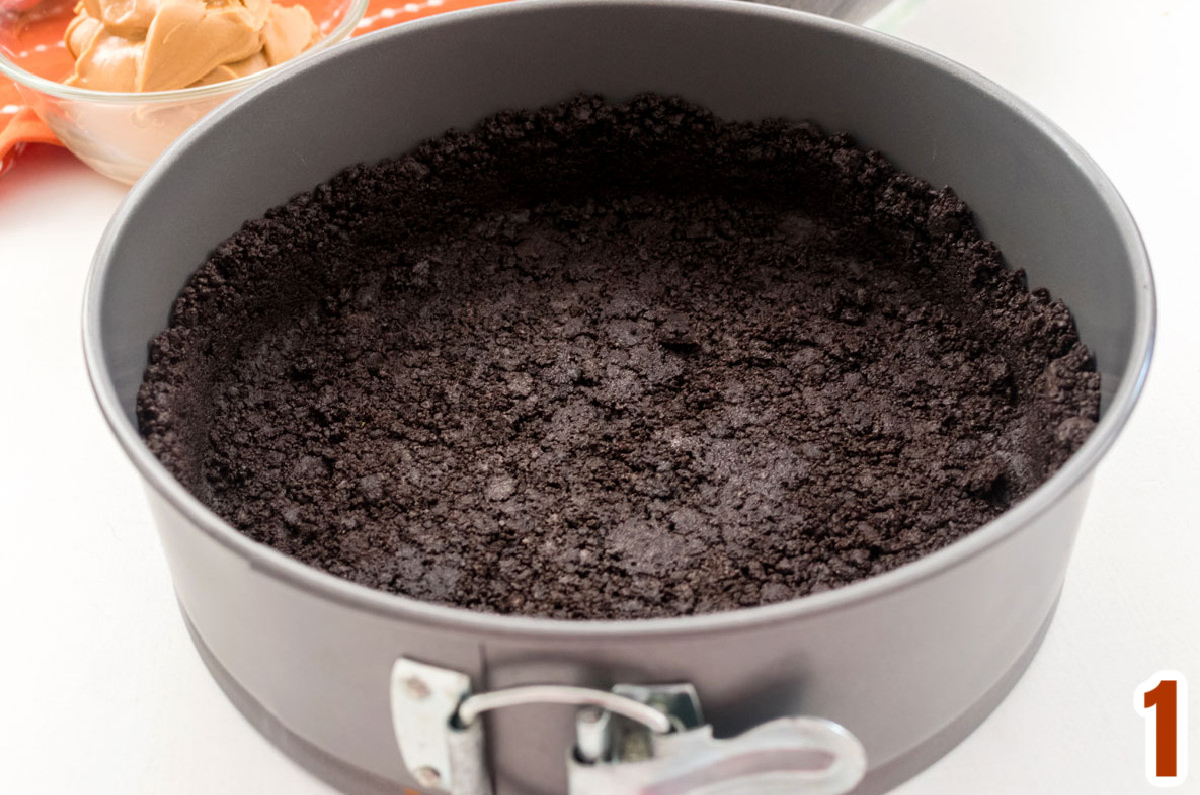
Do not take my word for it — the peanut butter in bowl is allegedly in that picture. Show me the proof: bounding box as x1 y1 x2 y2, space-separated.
64 0 318 92
0 0 365 182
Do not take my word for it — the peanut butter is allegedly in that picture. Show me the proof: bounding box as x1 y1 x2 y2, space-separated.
64 0 318 92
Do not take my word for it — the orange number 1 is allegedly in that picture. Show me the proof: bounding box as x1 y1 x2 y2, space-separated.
1135 671 1188 787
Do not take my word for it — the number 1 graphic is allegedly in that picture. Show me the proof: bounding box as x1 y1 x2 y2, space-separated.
1135 672 1189 787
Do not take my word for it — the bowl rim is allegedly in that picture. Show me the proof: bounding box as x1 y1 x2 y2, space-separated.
83 0 1156 640
0 0 369 103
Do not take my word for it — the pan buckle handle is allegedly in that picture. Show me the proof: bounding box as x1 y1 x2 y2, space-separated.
390 657 867 795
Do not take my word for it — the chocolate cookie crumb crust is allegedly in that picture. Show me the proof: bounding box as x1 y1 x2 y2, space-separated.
137 95 1100 619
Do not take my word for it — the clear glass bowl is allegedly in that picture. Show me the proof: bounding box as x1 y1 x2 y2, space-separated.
0 0 367 183
748 0 900 24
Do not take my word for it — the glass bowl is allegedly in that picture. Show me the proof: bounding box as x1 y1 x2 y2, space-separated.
0 0 367 183
748 0 900 23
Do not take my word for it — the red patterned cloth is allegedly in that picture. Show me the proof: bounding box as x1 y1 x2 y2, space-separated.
0 0 513 177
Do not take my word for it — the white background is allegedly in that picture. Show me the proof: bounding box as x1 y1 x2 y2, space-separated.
1 0 1197 792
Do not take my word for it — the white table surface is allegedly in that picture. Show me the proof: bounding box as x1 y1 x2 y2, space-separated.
1 0 1197 792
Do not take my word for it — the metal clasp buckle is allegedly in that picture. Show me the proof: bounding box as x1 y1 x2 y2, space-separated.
391 657 867 795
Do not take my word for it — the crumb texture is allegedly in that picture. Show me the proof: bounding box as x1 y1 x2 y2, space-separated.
137 95 1100 619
